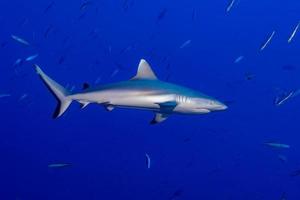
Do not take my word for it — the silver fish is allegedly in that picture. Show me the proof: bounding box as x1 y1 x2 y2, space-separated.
274 91 294 106
48 163 71 168
0 94 11 98
19 94 28 102
110 68 120 78
145 153 151 169
226 0 236 13
288 21 300 43
25 54 39 62
11 34 30 46
264 142 290 149
180 40 191 49
13 58 23 67
234 56 244 64
278 154 287 163
260 31 276 51
94 76 102 84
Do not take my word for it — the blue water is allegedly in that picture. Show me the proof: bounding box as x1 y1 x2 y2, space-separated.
2 0 300 199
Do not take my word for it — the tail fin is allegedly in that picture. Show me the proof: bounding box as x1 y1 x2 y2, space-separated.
34 64 72 118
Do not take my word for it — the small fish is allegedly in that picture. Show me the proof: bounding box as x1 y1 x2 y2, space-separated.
165 72 172 81
245 72 255 80
88 28 100 39
282 64 297 71
11 35 30 46
62 36 71 45
226 0 236 13
119 46 131 55
58 55 66 64
94 76 102 84
108 45 112 54
166 62 171 70
280 192 287 200
80 1 93 11
145 153 151 169
0 94 11 98
13 58 24 67
290 169 300 177
44 25 53 38
78 12 87 20
19 94 28 102
48 163 71 168
234 56 244 64
44 1 55 14
169 189 183 200
1 41 8 48
208 167 222 175
25 54 39 62
156 8 167 23
179 40 191 49
274 91 294 106
70 86 76 92
278 154 287 163
183 137 191 143
110 68 120 78
122 0 130 11
224 100 235 105
288 21 300 43
260 31 276 51
122 0 134 12
19 18 29 27
292 89 300 97
192 8 196 21
264 142 290 149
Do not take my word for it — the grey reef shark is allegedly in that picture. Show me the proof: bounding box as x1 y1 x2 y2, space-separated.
34 59 227 124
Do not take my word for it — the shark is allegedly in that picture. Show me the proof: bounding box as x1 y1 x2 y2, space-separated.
34 59 227 124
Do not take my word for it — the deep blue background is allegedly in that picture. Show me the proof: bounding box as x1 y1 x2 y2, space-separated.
1 0 300 199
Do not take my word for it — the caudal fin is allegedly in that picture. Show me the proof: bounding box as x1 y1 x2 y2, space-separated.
34 64 72 118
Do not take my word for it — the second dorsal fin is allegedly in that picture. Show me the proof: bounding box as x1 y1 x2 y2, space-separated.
132 59 158 80
82 83 90 90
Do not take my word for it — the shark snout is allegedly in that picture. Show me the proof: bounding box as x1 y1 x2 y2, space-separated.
213 101 228 111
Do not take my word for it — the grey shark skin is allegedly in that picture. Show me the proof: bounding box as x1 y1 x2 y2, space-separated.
34 59 227 124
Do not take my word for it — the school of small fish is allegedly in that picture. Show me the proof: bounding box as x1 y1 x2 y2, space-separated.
4 1 300 199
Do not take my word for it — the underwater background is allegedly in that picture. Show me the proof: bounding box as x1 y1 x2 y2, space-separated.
1 0 300 199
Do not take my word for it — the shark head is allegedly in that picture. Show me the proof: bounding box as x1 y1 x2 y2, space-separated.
193 97 228 112
175 95 228 114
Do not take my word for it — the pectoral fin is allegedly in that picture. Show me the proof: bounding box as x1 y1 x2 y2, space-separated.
150 113 169 124
150 101 177 124
156 101 177 113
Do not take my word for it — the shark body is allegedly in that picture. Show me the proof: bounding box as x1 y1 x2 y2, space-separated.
35 59 227 124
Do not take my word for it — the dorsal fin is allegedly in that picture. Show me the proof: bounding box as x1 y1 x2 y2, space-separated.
82 83 90 90
132 59 157 80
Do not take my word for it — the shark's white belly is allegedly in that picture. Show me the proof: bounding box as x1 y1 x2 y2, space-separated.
73 89 176 111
